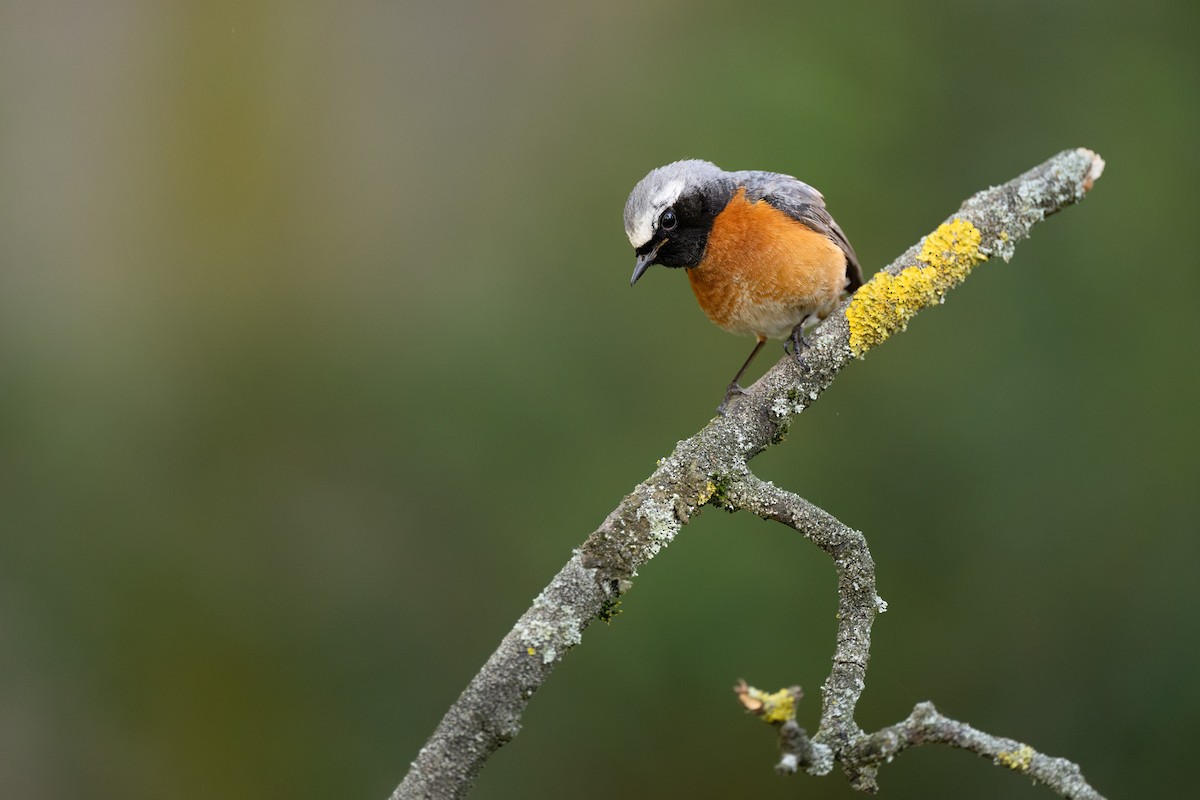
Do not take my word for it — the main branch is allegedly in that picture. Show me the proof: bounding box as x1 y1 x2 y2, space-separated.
393 149 1105 799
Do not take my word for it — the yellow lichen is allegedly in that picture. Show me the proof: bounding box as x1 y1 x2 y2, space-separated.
743 686 796 724
845 218 987 357
734 681 803 725
697 480 717 505
995 744 1035 771
758 688 796 724
526 646 537 656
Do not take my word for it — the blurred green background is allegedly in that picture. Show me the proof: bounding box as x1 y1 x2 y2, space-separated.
2 1 1197 797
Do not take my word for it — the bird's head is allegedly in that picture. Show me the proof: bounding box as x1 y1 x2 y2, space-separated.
623 160 730 286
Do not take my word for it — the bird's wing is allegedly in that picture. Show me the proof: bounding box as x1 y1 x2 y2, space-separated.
737 171 864 292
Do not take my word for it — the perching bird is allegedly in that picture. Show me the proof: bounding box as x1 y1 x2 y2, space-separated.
624 160 863 414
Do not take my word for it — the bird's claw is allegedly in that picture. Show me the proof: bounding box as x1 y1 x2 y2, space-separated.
786 325 813 372
717 382 747 415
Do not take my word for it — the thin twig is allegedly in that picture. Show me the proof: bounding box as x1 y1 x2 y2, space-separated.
724 478 1104 798
846 701 1104 799
724 475 879 756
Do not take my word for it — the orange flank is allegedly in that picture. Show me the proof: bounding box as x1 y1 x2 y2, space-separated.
687 189 848 339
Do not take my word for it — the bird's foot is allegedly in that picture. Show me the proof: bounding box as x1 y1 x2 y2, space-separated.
717 382 747 416
785 324 813 372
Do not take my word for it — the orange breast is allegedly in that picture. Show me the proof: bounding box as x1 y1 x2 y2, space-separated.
687 189 848 339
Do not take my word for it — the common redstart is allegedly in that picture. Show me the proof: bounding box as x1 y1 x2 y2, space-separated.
624 160 863 414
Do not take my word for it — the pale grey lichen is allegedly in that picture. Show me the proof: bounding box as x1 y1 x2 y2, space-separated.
805 741 835 776
636 495 682 557
516 588 586 665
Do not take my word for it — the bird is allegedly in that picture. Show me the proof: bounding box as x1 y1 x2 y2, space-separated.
623 160 863 414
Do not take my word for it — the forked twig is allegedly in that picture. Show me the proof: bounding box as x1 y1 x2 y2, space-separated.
726 476 1103 797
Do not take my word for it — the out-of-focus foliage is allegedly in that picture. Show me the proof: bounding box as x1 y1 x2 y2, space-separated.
1 1 1197 797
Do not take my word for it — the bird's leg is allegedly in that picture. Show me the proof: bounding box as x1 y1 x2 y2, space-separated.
784 321 813 372
717 336 767 415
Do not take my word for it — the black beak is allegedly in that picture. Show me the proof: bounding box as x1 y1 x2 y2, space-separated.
629 240 665 286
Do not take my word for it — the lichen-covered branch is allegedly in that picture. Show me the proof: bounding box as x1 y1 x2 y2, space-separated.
391 149 1105 800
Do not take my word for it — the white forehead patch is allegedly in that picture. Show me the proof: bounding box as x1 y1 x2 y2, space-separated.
650 178 684 211
626 221 653 249
626 177 685 249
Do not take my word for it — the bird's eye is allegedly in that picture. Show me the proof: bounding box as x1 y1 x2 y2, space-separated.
660 208 678 231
